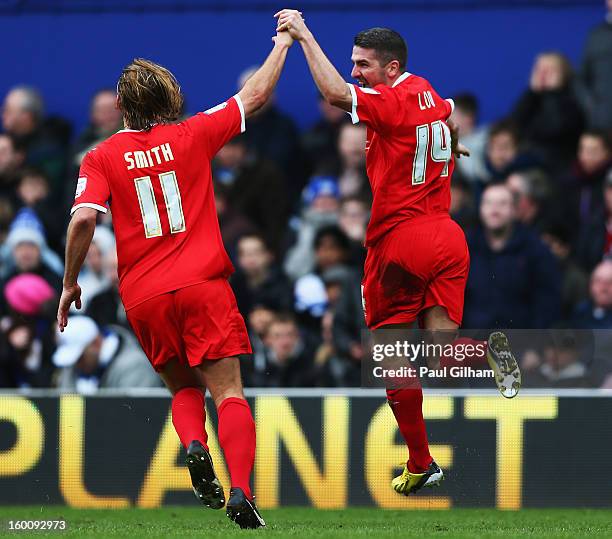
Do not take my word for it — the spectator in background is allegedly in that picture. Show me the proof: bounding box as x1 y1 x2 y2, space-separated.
237 66 304 203
0 273 56 388
338 196 368 267
293 226 351 337
0 133 26 200
241 304 276 386
213 134 287 253
506 168 556 232
564 129 612 225
331 268 366 386
478 120 534 186
2 86 71 199
284 176 340 280
450 93 488 183
302 93 349 176
76 226 115 312
463 183 561 329
231 234 293 318
312 225 351 275
450 175 478 230
0 199 14 246
86 247 127 329
337 123 370 201
571 259 612 329
541 222 590 321
214 181 257 261
525 331 593 388
15 168 62 254
72 89 123 159
243 313 329 387
52 315 161 393
0 209 63 299
580 0 612 129
67 89 123 209
513 51 585 173
576 170 612 272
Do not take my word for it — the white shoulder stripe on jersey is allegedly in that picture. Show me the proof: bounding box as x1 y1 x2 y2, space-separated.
233 94 246 133
358 87 380 95
204 101 228 114
347 83 359 124
71 202 108 215
446 98 455 113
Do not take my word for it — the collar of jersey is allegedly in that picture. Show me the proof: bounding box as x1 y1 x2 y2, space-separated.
116 123 158 133
392 72 412 88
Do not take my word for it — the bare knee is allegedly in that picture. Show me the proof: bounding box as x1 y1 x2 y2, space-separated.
198 357 245 408
159 359 206 396
210 386 244 408
422 305 458 331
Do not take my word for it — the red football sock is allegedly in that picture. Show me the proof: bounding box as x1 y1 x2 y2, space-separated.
439 337 488 369
171 387 208 450
387 387 432 473
217 397 255 500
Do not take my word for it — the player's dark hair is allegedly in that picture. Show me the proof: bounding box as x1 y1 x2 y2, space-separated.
354 28 407 69
582 129 612 153
117 58 184 131
453 93 479 118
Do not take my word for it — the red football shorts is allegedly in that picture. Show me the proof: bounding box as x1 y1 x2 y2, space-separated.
362 214 470 329
126 279 252 372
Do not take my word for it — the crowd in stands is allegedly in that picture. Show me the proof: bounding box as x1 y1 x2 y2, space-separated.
2 7 612 391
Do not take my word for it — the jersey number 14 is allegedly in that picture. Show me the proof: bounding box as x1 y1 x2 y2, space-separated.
412 120 451 185
134 171 186 238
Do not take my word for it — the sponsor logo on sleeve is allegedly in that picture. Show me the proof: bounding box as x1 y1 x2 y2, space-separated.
75 177 87 199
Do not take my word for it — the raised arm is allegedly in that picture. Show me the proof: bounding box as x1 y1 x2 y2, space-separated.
275 9 352 112
238 31 294 117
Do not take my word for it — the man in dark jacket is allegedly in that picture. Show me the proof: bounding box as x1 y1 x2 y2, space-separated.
464 184 561 329
213 134 288 253
580 0 612 129
230 234 293 319
571 259 612 329
2 86 71 202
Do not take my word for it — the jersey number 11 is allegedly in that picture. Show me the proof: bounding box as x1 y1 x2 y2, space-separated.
134 171 186 238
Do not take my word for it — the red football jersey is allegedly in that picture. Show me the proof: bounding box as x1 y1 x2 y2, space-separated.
347 72 455 246
72 95 246 310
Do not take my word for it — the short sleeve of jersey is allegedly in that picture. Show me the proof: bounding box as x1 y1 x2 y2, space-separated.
347 83 400 133
184 94 246 158
71 149 110 215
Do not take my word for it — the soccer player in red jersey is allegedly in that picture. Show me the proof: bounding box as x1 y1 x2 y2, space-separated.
275 10 521 495
56 31 295 528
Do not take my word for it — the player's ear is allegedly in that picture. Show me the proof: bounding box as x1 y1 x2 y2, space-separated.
386 59 401 78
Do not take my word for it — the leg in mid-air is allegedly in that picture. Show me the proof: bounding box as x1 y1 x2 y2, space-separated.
386 304 522 496
159 360 226 510
381 307 454 496
197 357 265 529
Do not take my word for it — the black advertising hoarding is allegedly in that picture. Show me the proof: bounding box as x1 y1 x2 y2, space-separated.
0 390 611 508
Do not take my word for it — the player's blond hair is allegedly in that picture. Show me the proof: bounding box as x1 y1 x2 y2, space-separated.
117 58 184 130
